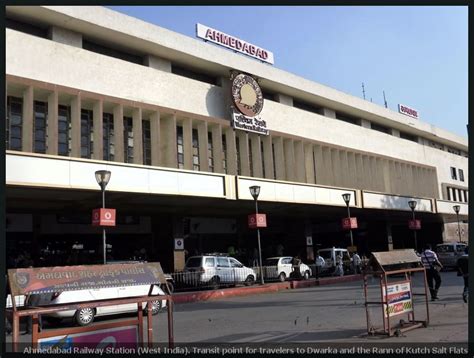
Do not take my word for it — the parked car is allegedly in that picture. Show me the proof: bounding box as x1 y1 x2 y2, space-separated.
318 247 351 273
30 284 167 326
436 242 468 268
263 257 312 281
182 254 256 289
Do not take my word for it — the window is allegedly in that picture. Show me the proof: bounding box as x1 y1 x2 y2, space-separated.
400 131 418 142
229 258 243 268
464 190 468 203
204 258 215 267
335 112 360 125
192 129 200 171
272 143 277 179
124 117 133 163
452 188 457 202
103 113 114 161
142 119 151 165
260 140 265 178
80 109 93 158
222 134 227 174
171 65 217 86
293 99 322 115
34 101 47 153
177 126 184 169
6 96 22 151
6 17 48 38
371 123 391 134
207 132 214 172
459 169 464 182
236 136 241 175
58 105 70 156
83 39 143 65
451 167 457 180
216 257 230 267
248 137 254 177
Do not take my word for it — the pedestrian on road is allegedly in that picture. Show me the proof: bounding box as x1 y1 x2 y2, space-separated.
334 254 344 276
291 255 302 279
457 247 468 303
351 252 361 274
421 244 443 301
314 251 325 279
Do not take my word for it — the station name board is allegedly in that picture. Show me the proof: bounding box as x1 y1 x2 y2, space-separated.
196 23 274 65
398 104 419 119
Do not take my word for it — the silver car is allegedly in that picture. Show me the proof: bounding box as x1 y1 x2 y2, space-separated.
264 257 312 281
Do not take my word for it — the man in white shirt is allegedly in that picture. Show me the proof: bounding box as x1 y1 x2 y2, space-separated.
351 252 361 274
421 244 443 301
314 252 325 279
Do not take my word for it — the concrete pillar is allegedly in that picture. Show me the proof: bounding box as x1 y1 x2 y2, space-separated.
391 128 401 137
182 118 193 170
197 121 209 172
143 55 172 72
173 217 185 272
274 93 293 106
113 104 124 163
354 153 364 189
132 108 143 165
284 139 296 182
211 125 223 173
48 26 82 48
262 134 274 179
313 144 324 184
362 155 372 190
237 131 250 176
340 151 350 187
250 133 263 178
331 149 341 186
304 143 315 184
321 147 333 185
150 111 161 166
321 108 336 119
294 140 305 183
273 136 285 181
70 93 81 158
360 119 371 129
347 152 357 189
22 86 34 153
160 114 177 168
224 127 237 175
92 100 103 160
46 90 58 155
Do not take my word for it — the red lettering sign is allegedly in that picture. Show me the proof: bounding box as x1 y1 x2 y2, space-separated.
342 217 358 230
408 219 421 230
399 104 419 119
248 214 267 229
92 208 116 227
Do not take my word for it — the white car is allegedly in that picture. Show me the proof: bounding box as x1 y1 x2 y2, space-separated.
32 284 167 326
183 254 256 289
264 257 312 281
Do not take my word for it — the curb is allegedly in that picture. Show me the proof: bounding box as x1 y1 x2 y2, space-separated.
173 274 363 304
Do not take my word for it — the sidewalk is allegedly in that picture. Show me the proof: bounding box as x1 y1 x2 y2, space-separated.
173 274 362 304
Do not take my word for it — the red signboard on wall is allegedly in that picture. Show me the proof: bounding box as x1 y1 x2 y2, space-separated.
342 217 358 230
408 219 421 230
92 208 116 227
248 214 267 228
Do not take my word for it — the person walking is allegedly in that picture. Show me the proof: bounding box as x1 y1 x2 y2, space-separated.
314 251 325 279
457 247 468 303
334 253 344 276
351 252 361 274
421 244 443 301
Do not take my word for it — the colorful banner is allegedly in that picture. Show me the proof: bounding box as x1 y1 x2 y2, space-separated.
383 281 413 317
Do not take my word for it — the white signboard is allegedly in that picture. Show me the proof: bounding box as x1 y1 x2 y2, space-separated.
398 104 419 119
382 281 413 317
232 112 269 136
174 238 184 251
196 23 274 65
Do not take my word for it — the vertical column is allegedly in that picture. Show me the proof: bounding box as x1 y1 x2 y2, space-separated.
182 118 193 170
237 131 250 176
304 143 315 184
330 149 341 187
150 111 161 166
160 114 177 168
273 136 286 181
250 133 263 178
294 140 305 183
197 120 209 172
132 108 143 164
46 90 58 155
313 144 324 184
347 152 357 188
355 154 364 189
224 127 237 175
373 157 383 192
261 134 274 179
361 155 371 190
340 151 350 187
211 124 223 173
321 147 332 185
113 104 124 163
284 139 295 182
22 86 34 152
92 99 103 160
70 93 81 157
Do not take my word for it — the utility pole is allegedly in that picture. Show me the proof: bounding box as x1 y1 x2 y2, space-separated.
362 83 366 100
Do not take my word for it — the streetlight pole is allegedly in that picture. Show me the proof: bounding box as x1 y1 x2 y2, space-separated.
408 200 418 252
453 205 462 243
250 186 264 285
342 193 354 248
95 170 111 264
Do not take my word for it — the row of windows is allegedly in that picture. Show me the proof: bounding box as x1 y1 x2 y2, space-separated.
6 96 151 164
450 167 465 182
447 186 468 203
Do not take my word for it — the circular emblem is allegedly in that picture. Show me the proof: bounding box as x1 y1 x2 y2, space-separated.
231 74 264 117
105 211 112 220
15 272 30 288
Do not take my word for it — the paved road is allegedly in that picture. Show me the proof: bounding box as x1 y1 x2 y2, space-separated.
7 271 467 350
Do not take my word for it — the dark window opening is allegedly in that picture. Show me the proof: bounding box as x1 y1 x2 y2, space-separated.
400 131 418 142
459 169 464 182
248 138 254 177
142 120 151 165
335 112 360 125
451 167 457 180
171 65 217 86
236 136 241 176
222 134 227 174
192 129 200 171
6 17 48 38
293 99 323 115
34 101 47 154
371 123 391 134
260 140 265 178
58 105 70 156
272 142 277 179
81 109 93 158
103 113 114 161
83 39 143 65
124 117 133 163
177 126 184 169
208 132 214 172
6 96 23 151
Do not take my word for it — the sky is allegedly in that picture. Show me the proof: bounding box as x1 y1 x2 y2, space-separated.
109 6 468 139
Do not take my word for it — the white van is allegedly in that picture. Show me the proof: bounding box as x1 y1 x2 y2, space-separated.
318 247 351 272
436 242 467 268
